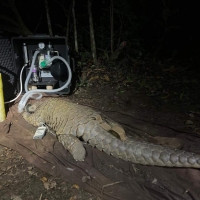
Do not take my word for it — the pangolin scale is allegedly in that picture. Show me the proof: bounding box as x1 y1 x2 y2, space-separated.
22 98 200 168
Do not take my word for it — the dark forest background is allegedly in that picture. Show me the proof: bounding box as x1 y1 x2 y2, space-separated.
0 0 200 107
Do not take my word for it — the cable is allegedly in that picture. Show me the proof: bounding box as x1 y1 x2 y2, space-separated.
18 54 72 113
5 63 28 104
24 51 40 93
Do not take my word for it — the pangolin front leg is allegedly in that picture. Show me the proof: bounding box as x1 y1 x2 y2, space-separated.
58 134 86 161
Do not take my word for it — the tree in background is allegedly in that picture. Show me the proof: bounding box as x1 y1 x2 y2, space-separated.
72 0 78 52
0 0 32 36
54 0 72 44
88 0 97 64
44 0 53 37
110 0 114 55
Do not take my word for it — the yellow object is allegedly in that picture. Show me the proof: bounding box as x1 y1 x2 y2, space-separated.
0 73 6 122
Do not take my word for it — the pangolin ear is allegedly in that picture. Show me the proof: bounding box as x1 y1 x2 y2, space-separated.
25 104 37 113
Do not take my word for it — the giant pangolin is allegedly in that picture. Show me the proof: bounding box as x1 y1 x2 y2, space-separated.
22 98 200 168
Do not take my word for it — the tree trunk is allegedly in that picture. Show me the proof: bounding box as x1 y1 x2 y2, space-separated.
72 0 78 52
88 0 97 65
110 0 114 55
117 15 123 47
110 41 127 61
45 0 53 37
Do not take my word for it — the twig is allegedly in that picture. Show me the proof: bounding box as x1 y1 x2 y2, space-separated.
39 193 42 200
101 181 123 194
34 12 44 34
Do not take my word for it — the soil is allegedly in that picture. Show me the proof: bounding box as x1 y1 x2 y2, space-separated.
0 146 99 200
0 79 200 200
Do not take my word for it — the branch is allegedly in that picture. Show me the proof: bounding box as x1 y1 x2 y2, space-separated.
53 0 69 17
0 25 28 35
33 12 44 34
7 0 32 35
0 14 19 27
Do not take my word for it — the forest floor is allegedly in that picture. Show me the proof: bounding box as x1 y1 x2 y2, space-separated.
0 59 200 200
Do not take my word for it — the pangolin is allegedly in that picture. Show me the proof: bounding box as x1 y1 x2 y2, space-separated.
22 98 200 168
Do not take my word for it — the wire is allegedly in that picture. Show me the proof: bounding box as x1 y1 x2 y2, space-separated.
5 63 28 104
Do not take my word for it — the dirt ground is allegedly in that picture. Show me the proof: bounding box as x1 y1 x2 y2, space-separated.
0 81 200 200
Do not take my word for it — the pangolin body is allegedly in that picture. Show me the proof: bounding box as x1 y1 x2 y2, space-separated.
22 98 200 168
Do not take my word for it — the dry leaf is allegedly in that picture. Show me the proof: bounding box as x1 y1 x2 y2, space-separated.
43 180 57 190
189 113 194 118
40 177 48 183
10 195 22 200
28 171 38 176
185 120 194 125
103 75 110 81
6 166 12 171
27 166 33 170
71 184 79 189
28 171 35 175
69 196 77 200
82 176 91 182
86 69 92 76
89 76 99 82
161 94 170 99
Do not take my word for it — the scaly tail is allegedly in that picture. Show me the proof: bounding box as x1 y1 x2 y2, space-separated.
82 125 200 168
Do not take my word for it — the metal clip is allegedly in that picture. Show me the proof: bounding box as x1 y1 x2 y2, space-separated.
33 124 46 139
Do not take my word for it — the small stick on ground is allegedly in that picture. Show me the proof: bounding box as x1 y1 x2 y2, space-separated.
39 193 42 200
101 181 123 194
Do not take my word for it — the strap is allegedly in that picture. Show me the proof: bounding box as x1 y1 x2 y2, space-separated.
110 124 127 141
94 114 127 141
